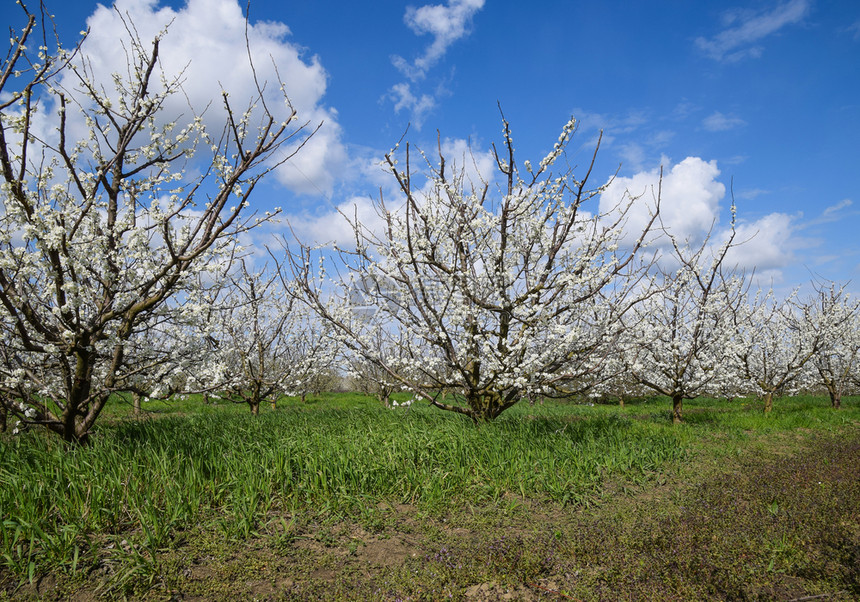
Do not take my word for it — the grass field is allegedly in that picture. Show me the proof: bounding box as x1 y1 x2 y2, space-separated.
1 394 858 600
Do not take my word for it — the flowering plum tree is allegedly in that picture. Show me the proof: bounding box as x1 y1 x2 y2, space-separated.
278 305 342 403
113 283 233 415
200 262 339 414
733 289 827 413
0 3 313 441
617 227 747 423
804 283 860 409
344 331 417 408
112 313 198 416
291 113 658 422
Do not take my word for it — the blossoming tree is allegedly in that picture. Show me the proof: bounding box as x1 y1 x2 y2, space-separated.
803 283 860 409
616 226 748 423
290 113 658 422
0 3 313 441
344 330 421 408
204 262 339 414
732 288 827 413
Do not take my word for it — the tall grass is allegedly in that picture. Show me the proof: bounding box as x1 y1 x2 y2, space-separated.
1 394 857 581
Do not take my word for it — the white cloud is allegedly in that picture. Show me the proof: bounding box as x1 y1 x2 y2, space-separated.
695 0 810 62
737 188 770 200
702 111 747 132
394 0 485 81
809 199 853 225
72 0 345 196
723 212 798 273
672 100 699 120
437 136 497 190
387 0 485 126
289 196 383 248
569 108 650 136
386 83 437 129
601 157 808 284
601 157 726 248
617 143 648 172
568 107 677 170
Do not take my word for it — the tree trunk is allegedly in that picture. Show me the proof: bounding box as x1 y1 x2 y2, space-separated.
250 401 260 416
466 391 505 422
133 391 142 416
672 394 683 424
829 390 841 409
52 350 100 444
0 402 6 432
763 391 774 413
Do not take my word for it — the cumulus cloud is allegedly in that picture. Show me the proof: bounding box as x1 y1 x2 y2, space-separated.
437 136 497 190
600 156 811 283
70 0 345 196
288 196 382 248
722 212 798 273
702 111 747 132
600 157 726 248
695 0 810 62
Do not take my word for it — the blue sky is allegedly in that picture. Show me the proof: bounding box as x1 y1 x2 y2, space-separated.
31 0 860 290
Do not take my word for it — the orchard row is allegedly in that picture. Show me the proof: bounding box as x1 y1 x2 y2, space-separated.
1 3 854 442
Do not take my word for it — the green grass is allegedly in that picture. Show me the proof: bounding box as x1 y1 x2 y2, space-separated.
1 393 859 599
99 390 388 420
